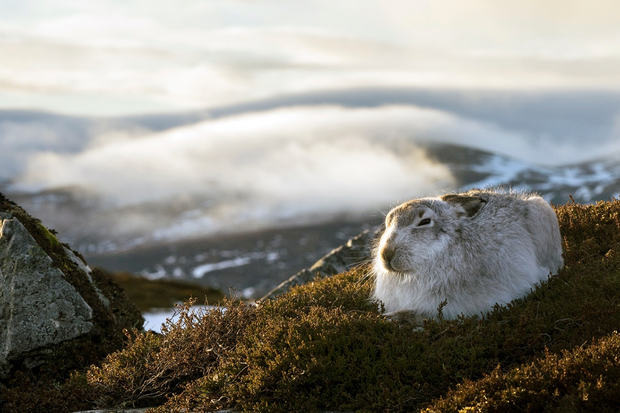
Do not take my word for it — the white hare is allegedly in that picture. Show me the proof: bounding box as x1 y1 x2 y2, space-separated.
372 189 563 322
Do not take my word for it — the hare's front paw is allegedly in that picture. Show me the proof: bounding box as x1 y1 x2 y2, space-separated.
384 310 424 330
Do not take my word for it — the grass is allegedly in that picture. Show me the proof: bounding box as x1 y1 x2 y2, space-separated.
2 198 620 412
102 269 226 312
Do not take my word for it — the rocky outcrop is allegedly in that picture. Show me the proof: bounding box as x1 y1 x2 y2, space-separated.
0 193 143 381
259 229 378 301
0 214 94 378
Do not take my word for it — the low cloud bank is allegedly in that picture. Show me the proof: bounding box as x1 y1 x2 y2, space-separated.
9 103 620 244
13 105 459 241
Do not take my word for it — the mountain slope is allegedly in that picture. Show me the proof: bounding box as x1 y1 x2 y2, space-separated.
3 143 619 298
425 143 620 205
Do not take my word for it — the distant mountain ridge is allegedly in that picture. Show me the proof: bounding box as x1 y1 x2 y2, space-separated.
425 143 620 205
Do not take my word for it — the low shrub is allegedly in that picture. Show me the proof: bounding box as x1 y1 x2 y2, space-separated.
425 331 620 412
87 297 256 409
149 199 620 412
0 371 93 413
3 199 619 412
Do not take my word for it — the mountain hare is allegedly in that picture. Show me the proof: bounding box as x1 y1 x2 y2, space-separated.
372 189 563 322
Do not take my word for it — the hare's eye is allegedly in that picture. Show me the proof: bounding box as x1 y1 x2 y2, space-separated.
418 218 431 226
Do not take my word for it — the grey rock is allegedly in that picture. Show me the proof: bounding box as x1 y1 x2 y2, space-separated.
259 229 377 302
63 245 111 309
73 409 153 413
0 212 93 378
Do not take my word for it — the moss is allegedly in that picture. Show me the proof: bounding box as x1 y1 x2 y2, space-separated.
36 222 60 249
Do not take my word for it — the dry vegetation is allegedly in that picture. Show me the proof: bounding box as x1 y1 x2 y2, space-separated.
2 198 620 412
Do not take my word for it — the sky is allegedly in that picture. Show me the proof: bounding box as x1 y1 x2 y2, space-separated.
2 1 620 247
2 0 620 116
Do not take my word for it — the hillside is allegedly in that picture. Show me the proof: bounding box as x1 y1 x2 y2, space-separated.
425 143 620 206
6 142 619 301
2 198 619 412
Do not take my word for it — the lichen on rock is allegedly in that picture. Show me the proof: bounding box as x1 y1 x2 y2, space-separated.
0 193 143 382
0 213 94 377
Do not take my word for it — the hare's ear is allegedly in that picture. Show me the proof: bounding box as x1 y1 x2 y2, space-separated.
441 195 486 218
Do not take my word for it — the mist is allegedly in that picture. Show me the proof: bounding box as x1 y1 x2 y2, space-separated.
12 105 458 241
3 0 620 250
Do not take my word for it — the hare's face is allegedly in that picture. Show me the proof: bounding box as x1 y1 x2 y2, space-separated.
377 200 449 274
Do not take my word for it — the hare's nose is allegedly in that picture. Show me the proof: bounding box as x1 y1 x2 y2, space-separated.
381 246 397 271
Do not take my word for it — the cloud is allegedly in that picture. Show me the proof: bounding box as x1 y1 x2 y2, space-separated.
15 105 456 203
378 0 620 56
16 102 620 202
11 102 620 243
0 113 94 177
2 0 620 115
14 105 459 240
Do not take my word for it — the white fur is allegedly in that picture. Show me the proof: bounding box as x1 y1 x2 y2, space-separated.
372 189 564 321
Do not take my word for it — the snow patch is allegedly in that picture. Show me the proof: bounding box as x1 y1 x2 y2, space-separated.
192 257 252 278
143 305 222 333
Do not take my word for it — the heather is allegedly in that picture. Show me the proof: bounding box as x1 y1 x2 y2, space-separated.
2 198 620 412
